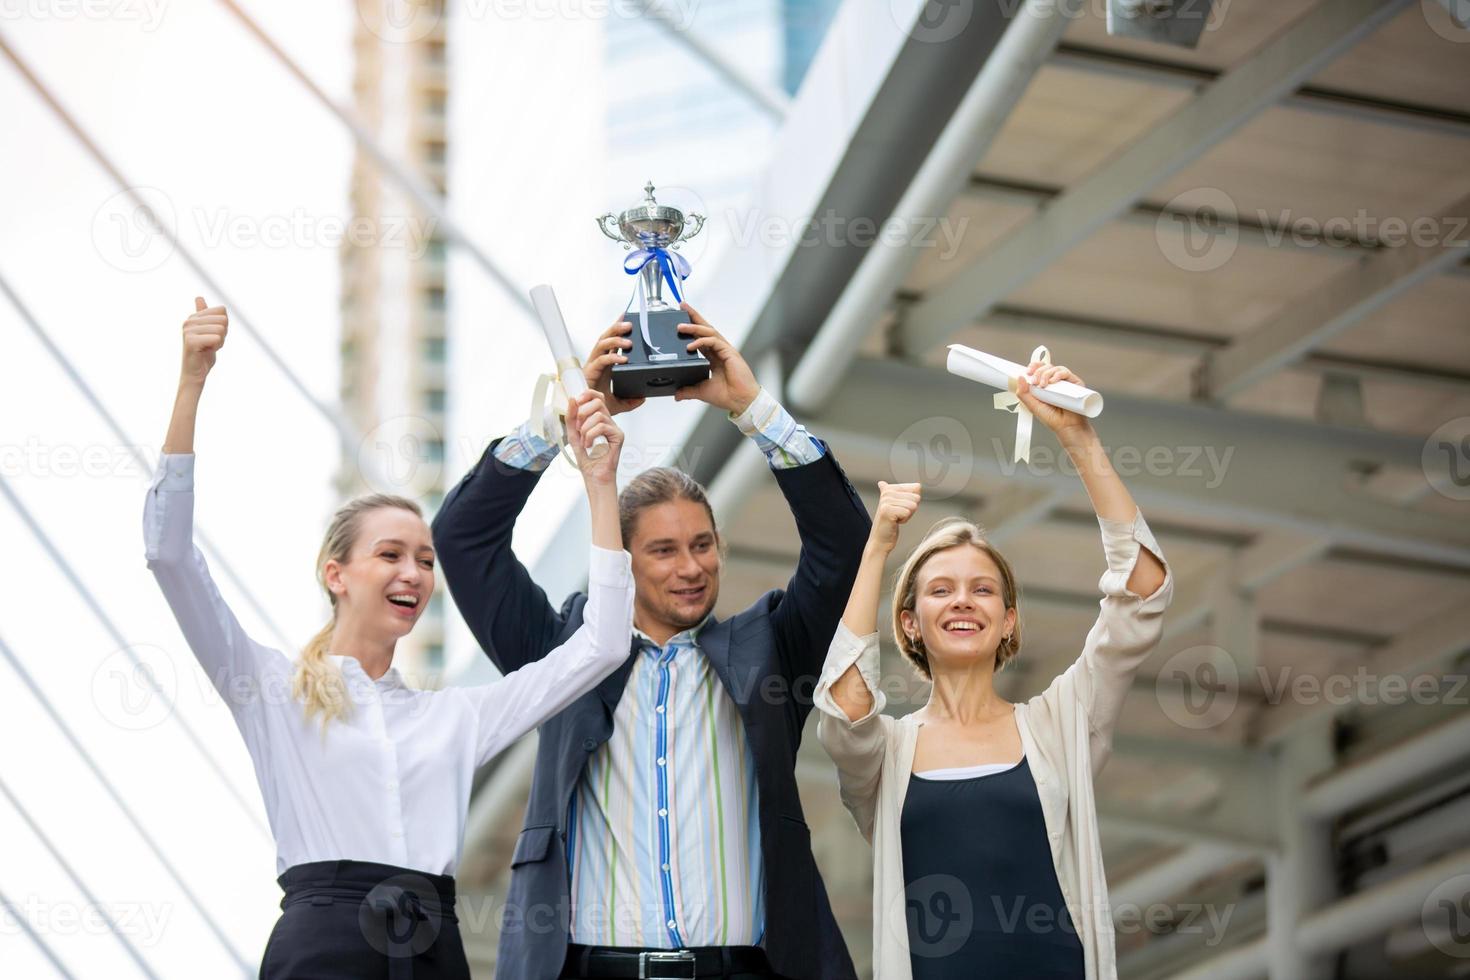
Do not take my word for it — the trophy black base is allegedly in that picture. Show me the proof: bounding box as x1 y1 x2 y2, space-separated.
610 306 711 399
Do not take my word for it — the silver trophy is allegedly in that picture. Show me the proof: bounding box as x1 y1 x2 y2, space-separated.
597 181 710 399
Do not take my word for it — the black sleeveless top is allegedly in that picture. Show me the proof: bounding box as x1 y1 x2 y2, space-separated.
900 757 1085 979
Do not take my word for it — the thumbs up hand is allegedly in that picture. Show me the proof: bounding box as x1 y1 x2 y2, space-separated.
180 296 228 387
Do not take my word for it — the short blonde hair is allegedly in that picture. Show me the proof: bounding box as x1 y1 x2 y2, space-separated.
891 517 1022 679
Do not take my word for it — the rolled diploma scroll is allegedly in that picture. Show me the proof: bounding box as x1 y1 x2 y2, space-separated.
530 284 608 459
946 344 1104 462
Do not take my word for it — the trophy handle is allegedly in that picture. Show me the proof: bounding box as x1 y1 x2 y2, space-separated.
675 213 706 247
596 213 627 245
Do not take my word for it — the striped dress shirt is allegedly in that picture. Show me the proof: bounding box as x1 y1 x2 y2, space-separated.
493 387 823 948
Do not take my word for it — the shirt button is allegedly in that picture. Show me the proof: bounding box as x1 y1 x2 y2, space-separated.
661 863 670 871
657 757 666 766
666 919 676 930
582 737 598 751
658 808 667 817
655 705 665 714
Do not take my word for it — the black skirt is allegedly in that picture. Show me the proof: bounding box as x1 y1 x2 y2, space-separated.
260 859 472 980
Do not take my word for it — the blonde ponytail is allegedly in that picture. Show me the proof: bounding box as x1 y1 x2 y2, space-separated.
292 492 424 733
293 619 352 734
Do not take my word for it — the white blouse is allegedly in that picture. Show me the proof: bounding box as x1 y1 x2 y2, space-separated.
143 453 634 877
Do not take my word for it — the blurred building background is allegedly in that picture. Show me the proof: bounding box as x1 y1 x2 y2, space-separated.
339 0 453 679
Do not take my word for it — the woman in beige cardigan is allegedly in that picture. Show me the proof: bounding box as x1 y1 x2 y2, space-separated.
814 359 1172 979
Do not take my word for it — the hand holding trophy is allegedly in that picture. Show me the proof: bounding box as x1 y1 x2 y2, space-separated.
596 181 710 399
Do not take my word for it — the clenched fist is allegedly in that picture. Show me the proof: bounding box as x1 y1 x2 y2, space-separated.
180 296 228 387
869 480 921 555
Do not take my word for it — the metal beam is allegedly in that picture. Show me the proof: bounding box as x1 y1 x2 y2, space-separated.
1257 600 1470 743
1100 803 1276 854
1302 710 1470 819
1204 191 1470 400
1109 843 1253 914
955 303 1470 396
1166 844 1470 979
902 0 1415 355
813 357 1470 568
788 0 1069 411
963 176 1470 283
1049 42 1470 141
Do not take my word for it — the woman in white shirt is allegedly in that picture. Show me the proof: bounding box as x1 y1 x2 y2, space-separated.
813 359 1173 980
146 298 636 979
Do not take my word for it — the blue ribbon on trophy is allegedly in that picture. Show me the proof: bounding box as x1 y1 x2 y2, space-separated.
623 244 692 358
597 181 711 399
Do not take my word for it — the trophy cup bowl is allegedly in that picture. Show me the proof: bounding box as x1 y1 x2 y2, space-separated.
597 182 710 399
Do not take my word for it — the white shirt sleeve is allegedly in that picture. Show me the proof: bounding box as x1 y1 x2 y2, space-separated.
143 453 286 719
464 544 635 767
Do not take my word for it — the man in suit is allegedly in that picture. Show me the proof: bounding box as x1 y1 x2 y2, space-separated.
432 305 869 980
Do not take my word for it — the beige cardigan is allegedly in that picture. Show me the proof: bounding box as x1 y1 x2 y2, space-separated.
814 508 1174 980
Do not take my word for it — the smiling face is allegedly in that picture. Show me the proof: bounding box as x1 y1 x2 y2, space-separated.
627 497 722 641
323 506 435 641
899 542 1018 679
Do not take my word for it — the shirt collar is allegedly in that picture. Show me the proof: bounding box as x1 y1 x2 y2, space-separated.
634 614 712 653
329 654 408 691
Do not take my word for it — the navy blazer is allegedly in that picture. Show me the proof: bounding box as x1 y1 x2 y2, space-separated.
432 438 869 980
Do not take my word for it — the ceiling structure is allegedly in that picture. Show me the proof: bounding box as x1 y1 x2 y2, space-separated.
458 2 1470 976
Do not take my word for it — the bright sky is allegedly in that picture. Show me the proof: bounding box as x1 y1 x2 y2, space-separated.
0 2 783 975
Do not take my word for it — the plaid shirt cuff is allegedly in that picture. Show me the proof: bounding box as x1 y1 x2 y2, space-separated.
729 388 825 470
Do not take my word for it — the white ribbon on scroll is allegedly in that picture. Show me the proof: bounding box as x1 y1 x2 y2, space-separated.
946 343 1104 463
529 284 608 460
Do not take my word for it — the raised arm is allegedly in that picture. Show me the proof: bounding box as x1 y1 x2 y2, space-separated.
823 481 920 722
1015 361 1173 773
148 298 283 716
1016 360 1167 597
467 392 635 765
436 312 665 674
812 483 918 842
430 425 568 674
